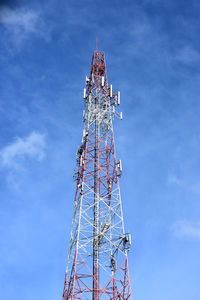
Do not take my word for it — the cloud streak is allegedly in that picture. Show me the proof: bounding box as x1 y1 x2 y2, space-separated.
0 7 39 33
168 175 183 186
0 131 46 168
173 220 200 240
175 46 200 65
168 174 200 195
0 6 50 48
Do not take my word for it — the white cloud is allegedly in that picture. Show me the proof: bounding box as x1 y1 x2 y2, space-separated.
173 220 200 239
175 46 200 65
168 174 200 195
0 7 39 33
168 175 182 186
1 131 46 168
0 7 50 47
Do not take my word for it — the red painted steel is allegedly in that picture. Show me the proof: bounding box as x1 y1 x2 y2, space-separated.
62 49 132 299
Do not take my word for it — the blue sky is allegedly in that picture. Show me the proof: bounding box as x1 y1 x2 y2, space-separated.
0 0 200 299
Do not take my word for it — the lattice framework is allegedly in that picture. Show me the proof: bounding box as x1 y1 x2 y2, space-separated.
62 49 132 300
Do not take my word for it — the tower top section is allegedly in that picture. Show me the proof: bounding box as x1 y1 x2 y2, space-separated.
84 47 121 113
90 50 107 88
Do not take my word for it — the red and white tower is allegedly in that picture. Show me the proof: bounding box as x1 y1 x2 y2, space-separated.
62 47 132 299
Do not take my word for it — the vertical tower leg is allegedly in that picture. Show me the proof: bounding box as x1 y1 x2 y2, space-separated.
93 99 100 300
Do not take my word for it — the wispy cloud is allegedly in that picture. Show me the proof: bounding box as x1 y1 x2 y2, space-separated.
0 7 39 33
173 220 200 240
175 46 200 65
0 6 50 48
0 131 46 168
168 175 183 186
168 174 200 195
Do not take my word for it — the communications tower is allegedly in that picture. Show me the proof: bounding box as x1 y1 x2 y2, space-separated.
62 46 132 299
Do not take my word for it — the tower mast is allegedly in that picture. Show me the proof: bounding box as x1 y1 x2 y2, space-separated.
62 47 132 300
93 61 100 299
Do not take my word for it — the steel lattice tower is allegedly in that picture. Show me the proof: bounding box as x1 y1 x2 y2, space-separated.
62 47 132 300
